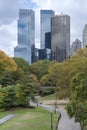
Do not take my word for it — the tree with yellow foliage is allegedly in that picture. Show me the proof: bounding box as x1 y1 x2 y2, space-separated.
0 50 17 75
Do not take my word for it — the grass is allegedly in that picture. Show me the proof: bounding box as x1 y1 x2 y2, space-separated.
40 94 55 101
0 107 60 130
0 111 12 119
84 126 87 130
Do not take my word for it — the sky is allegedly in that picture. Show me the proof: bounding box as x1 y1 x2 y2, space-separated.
0 0 87 56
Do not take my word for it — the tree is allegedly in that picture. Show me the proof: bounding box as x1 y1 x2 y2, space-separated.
0 51 17 86
15 73 39 107
0 50 17 77
67 72 87 129
0 71 15 86
0 86 16 110
13 57 30 75
31 60 50 80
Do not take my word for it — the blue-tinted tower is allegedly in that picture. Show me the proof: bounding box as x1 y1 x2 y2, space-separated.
40 10 55 49
14 9 35 64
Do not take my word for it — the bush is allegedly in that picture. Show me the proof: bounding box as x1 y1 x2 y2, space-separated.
58 88 71 99
0 86 16 110
41 87 55 96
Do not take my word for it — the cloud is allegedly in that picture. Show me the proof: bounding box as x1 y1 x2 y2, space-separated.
0 21 17 56
0 0 22 25
23 0 38 9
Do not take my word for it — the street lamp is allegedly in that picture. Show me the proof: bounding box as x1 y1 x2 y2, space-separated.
54 92 58 113
50 109 53 130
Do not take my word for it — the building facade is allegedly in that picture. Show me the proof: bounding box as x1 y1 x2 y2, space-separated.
83 24 87 48
70 39 82 56
51 14 70 62
40 10 55 49
45 32 51 49
39 48 51 60
14 9 35 64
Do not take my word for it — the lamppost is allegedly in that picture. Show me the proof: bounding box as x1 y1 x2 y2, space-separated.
50 109 53 130
54 92 58 113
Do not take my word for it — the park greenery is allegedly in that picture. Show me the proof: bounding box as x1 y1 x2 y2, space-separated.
0 107 59 130
0 48 87 129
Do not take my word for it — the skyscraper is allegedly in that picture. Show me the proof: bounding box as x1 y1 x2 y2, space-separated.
51 14 70 62
14 9 35 64
70 39 82 56
45 32 51 49
40 10 55 49
83 24 87 48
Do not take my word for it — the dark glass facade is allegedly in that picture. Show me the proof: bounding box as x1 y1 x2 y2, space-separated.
51 14 70 62
39 49 51 60
40 10 55 49
45 32 51 49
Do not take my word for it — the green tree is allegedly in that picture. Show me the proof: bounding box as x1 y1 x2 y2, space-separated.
67 72 87 129
0 86 16 110
40 60 71 98
0 71 15 86
15 74 39 107
0 50 17 77
31 60 50 80
13 57 30 75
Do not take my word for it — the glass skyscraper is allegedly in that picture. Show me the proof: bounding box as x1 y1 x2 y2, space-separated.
40 10 55 49
51 14 70 62
14 9 35 64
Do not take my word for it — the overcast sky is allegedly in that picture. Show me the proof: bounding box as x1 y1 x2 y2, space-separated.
0 0 87 56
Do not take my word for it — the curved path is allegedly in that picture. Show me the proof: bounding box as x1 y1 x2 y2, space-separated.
57 107 81 130
39 104 81 130
30 102 81 130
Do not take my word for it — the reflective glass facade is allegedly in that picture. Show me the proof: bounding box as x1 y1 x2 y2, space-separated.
40 10 55 49
51 14 70 62
14 9 35 64
45 32 51 49
39 48 51 60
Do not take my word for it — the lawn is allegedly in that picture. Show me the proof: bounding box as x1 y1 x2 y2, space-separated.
40 94 55 101
0 107 59 130
0 111 12 119
84 126 87 130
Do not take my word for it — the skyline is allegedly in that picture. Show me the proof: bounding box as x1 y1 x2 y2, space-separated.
0 0 87 56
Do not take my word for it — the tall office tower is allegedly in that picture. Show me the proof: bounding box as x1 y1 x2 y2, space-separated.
14 9 35 64
39 49 51 60
51 14 70 62
45 32 51 49
70 39 82 56
83 24 87 48
40 10 55 49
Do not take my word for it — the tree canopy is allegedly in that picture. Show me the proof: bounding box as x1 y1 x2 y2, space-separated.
31 59 50 80
0 50 17 75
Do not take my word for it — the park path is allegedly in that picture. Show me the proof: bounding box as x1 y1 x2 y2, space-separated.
30 101 81 130
0 114 15 125
39 104 81 130
57 107 81 130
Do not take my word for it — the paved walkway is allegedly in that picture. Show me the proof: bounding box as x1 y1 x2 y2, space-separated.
57 108 81 130
0 114 15 125
30 102 81 130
